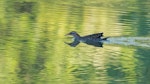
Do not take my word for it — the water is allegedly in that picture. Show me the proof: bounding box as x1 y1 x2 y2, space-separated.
104 37 150 48
0 0 150 84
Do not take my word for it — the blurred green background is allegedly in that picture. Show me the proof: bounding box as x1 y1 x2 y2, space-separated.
0 0 150 84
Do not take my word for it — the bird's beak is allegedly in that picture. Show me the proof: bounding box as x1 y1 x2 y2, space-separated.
65 33 71 36
65 34 69 36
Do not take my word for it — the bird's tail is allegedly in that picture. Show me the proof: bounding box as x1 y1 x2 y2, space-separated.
102 37 109 40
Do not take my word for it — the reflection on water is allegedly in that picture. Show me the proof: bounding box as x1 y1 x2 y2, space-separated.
0 0 150 84
65 40 103 47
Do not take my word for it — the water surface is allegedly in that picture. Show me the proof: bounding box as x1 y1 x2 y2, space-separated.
0 0 150 84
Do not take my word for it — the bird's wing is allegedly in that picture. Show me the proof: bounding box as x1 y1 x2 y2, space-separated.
83 32 103 38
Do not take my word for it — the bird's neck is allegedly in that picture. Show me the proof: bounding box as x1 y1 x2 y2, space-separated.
73 33 80 40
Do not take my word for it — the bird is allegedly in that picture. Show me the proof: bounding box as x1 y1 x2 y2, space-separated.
65 31 109 47
66 31 108 42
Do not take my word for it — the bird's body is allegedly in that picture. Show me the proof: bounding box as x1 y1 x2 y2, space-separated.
66 31 108 42
65 31 109 47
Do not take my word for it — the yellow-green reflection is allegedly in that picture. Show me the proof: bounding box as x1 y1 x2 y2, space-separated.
0 0 150 84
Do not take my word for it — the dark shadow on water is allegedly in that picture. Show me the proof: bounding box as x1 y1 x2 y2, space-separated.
65 39 103 47
14 2 36 13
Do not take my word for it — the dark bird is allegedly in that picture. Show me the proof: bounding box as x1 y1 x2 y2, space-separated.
65 31 109 47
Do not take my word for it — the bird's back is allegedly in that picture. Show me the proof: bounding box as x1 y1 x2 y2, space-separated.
82 32 103 38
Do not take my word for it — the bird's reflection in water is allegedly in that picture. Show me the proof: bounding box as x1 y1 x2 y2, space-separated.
65 31 107 47
65 39 103 47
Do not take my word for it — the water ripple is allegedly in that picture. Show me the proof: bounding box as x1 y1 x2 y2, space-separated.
104 37 150 48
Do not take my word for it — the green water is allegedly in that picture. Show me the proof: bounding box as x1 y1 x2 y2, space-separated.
0 0 150 84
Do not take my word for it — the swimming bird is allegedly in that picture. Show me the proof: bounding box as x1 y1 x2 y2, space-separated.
65 31 109 47
66 31 108 42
